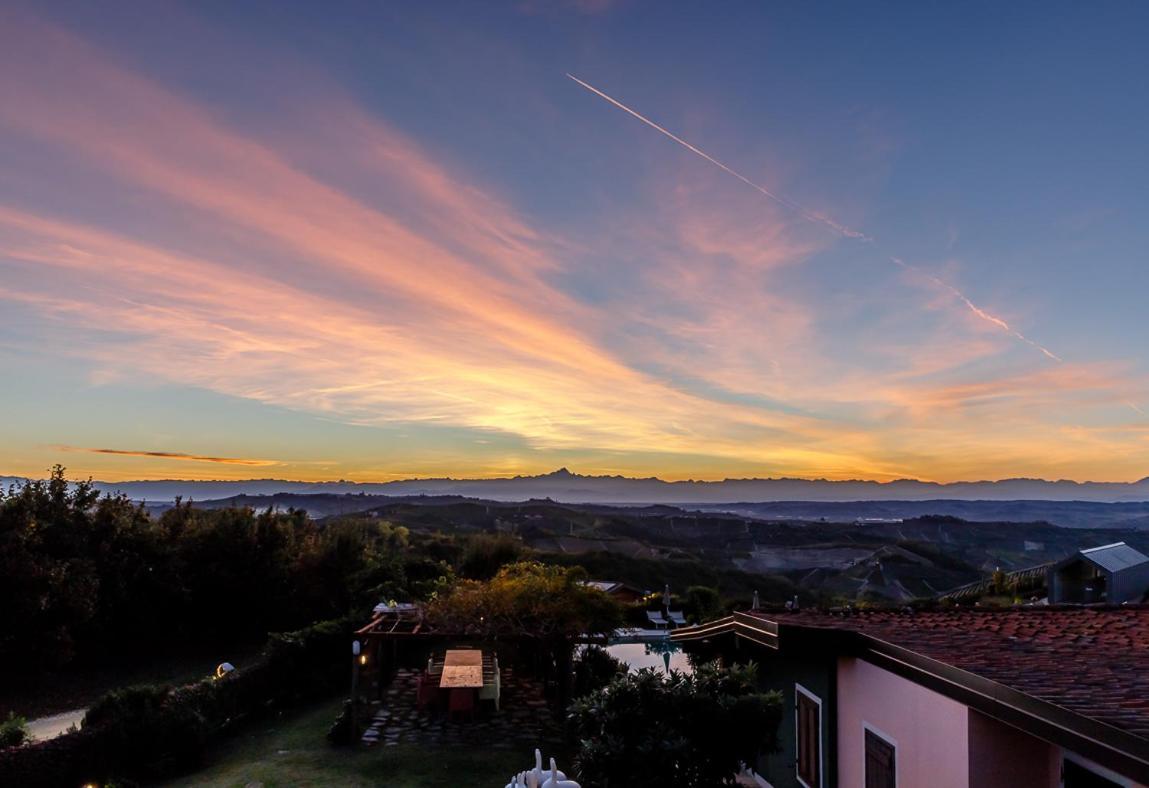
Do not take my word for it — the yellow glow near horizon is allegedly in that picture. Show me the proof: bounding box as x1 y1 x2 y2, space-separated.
0 15 1146 486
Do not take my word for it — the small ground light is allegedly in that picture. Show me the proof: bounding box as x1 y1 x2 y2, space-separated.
359 654 368 665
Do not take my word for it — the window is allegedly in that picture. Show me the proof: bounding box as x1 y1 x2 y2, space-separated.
864 727 896 788
795 684 821 788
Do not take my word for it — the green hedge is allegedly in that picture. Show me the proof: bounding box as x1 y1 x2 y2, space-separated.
0 616 354 788
0 714 28 749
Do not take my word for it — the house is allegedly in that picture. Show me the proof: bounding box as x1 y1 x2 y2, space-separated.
583 580 647 605
1048 542 1149 604
672 607 1149 788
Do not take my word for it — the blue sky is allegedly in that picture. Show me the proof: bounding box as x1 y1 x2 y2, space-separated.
1 0 1147 482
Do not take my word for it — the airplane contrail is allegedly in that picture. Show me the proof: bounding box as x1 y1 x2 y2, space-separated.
566 74 870 241
888 257 1062 362
567 72 1063 363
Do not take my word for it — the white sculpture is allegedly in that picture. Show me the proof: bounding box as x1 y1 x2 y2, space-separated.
532 749 565 784
540 758 580 788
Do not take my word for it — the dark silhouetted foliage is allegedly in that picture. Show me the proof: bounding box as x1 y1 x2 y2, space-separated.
0 469 433 675
0 616 352 787
569 661 783 788
425 561 622 640
459 532 525 579
684 585 724 624
0 714 28 750
572 645 627 698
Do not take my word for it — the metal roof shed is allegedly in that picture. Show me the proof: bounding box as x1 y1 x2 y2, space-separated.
1048 542 1149 604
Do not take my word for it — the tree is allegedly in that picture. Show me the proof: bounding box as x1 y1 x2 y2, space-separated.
568 661 783 787
425 561 622 640
0 713 29 749
685 585 724 624
572 645 627 697
459 533 524 580
0 469 428 672
991 567 1007 595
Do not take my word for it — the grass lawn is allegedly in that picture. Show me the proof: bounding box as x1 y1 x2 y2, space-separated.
161 696 547 787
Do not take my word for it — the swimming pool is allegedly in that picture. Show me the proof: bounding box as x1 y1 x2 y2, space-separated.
600 638 693 675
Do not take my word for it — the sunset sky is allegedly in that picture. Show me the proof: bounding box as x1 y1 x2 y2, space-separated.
2 1 1147 483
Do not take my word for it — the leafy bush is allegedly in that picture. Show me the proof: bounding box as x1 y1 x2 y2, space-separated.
327 700 353 746
684 585 724 624
572 645 626 697
0 714 28 749
84 683 210 771
425 561 622 640
0 615 354 787
0 468 414 673
460 533 525 579
568 661 782 787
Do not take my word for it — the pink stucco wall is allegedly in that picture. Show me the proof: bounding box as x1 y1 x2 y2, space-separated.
837 657 970 788
968 709 1059 788
838 659 1149 788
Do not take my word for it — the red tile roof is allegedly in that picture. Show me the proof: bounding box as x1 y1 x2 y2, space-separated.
753 607 1149 739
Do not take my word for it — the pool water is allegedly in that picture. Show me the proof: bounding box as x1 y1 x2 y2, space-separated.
601 640 693 675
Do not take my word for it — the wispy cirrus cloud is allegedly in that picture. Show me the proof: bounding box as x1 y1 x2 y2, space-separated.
0 9 873 477
0 207 886 475
566 73 1065 364
0 12 1144 483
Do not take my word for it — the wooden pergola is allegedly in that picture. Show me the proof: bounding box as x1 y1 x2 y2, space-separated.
347 604 577 742
348 605 434 739
356 605 427 638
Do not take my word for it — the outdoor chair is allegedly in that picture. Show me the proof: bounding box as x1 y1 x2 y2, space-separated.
448 687 476 721
478 656 501 711
646 610 668 629
416 672 440 710
666 610 687 626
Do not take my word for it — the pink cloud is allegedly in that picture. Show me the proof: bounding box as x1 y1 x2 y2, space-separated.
0 13 1146 482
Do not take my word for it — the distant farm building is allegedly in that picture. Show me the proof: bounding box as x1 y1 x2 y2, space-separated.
1048 542 1149 604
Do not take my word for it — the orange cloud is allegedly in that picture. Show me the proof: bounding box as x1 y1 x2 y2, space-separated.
0 13 1146 483
883 362 1142 419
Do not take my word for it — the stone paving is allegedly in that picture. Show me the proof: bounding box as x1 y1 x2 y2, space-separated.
360 666 562 748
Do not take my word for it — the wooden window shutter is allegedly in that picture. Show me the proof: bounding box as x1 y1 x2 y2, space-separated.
865 729 896 788
796 691 820 786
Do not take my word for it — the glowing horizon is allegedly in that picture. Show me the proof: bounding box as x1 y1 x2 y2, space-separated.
1 3 1147 485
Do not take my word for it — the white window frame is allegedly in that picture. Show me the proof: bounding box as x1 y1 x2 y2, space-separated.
862 721 898 788
795 682 824 788
739 763 774 788
1062 750 1132 787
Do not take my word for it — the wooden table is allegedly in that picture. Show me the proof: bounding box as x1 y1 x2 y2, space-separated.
444 649 483 666
439 665 483 688
439 649 485 688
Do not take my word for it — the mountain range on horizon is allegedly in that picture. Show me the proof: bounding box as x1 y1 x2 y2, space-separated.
5 467 1149 504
